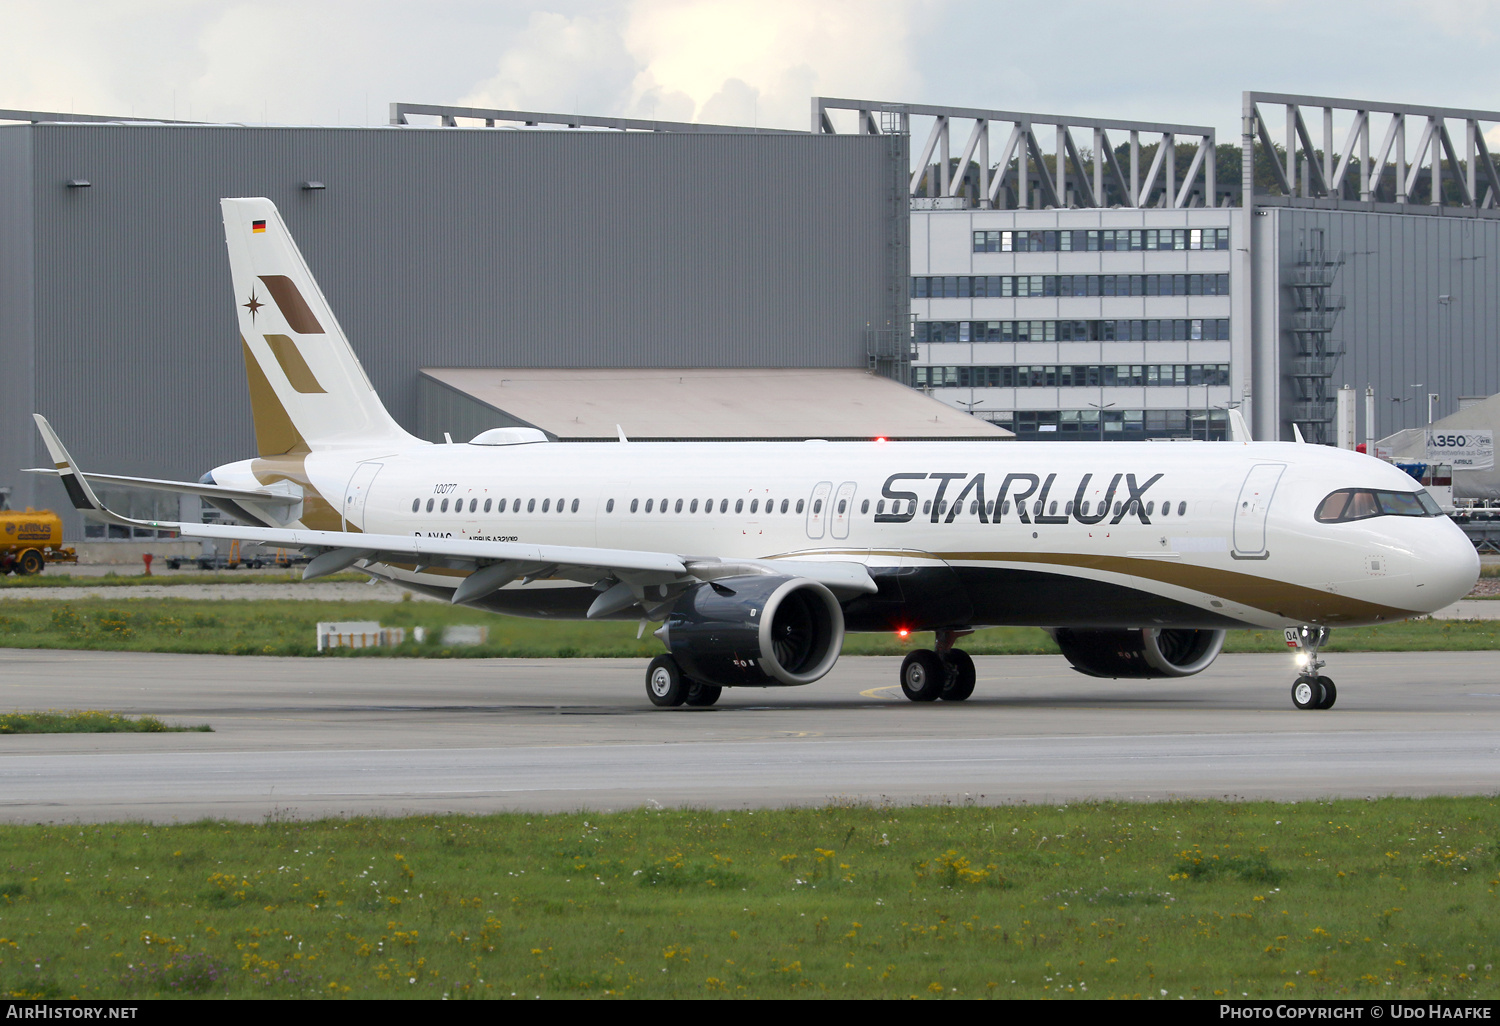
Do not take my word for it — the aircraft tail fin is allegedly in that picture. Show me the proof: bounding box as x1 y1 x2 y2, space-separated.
221 198 420 456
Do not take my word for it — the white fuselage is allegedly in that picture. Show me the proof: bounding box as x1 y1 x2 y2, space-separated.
210 437 1479 630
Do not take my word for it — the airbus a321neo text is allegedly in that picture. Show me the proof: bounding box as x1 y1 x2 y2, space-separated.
31 199 1480 710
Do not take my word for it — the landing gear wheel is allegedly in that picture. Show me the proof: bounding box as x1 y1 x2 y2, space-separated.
899 650 945 702
646 655 687 707
684 681 722 707
940 649 976 702
1315 676 1337 710
17 550 42 576
1291 675 1324 711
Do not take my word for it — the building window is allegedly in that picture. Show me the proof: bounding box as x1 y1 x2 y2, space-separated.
914 319 1230 346
913 273 1228 302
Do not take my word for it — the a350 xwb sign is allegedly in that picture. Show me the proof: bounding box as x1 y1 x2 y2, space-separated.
1425 430 1494 470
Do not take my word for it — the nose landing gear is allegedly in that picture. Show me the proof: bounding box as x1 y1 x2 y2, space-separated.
1285 626 1336 710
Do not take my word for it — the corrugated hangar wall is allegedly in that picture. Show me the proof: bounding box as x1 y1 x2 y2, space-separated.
1262 207 1500 441
0 122 906 527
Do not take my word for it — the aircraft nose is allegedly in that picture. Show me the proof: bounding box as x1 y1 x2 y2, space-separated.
1416 520 1480 611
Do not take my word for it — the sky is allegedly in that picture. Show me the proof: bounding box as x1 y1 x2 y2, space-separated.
3 0 1500 141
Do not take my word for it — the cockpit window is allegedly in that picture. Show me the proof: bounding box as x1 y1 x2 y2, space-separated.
1315 488 1441 523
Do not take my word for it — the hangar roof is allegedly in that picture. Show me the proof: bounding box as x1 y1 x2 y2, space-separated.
420 368 1012 442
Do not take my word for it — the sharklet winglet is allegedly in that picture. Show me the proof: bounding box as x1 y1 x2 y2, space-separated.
31 415 154 529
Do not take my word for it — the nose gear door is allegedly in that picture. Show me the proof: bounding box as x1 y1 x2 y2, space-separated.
1232 463 1285 559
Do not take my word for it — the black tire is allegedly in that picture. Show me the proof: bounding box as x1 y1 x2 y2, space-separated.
900 649 945 702
684 682 722 707
646 654 687 707
1291 675 1323 710
940 649 976 701
17 550 43 576
1315 676 1337 710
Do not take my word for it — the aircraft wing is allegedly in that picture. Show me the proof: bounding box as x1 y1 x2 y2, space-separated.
31 414 876 608
23 467 301 512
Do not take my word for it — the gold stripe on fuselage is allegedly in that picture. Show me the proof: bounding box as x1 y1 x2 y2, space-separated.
780 549 1419 625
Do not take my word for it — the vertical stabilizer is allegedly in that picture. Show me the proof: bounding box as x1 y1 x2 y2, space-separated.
222 198 419 454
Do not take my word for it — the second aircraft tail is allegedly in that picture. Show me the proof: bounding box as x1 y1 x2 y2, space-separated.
222 197 420 456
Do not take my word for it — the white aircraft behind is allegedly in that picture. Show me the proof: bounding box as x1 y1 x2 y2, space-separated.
31 198 1480 710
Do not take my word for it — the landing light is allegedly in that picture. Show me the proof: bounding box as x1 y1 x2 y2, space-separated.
1293 652 1310 668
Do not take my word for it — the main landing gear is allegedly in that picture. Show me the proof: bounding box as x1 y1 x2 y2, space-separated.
1285 625 1336 710
898 629 977 703
645 654 722 708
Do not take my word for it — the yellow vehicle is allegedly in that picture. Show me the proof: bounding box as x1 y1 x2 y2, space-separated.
0 508 77 575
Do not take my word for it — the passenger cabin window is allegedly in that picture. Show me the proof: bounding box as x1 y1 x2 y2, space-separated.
426 498 434 512
484 498 492 513
1315 488 1441 523
605 499 613 513
675 499 684 513
411 499 419 513
814 499 823 514
441 499 449 512
736 499 744 513
498 499 507 513
861 499 869 514
720 499 728 513
572 499 580 513
527 499 536 513
644 499 653 512
796 500 805 513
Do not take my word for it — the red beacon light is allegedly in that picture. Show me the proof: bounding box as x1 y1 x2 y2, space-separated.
875 436 887 443
896 628 910 638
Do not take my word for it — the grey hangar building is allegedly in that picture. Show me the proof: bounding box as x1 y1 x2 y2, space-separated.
1 91 1497 543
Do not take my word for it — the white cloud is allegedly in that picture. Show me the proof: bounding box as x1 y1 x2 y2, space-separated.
461 0 932 129
461 9 640 117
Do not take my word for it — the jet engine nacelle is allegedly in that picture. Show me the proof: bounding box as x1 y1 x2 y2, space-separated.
658 575 844 687
1052 627 1226 679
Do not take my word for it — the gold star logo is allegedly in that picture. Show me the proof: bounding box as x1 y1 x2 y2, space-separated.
243 290 264 321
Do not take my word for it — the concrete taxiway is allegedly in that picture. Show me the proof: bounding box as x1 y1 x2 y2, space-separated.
0 649 1496 822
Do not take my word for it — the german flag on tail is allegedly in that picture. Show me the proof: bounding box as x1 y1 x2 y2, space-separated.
252 220 266 233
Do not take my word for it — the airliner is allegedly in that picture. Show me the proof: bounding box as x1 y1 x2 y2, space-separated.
31 198 1480 711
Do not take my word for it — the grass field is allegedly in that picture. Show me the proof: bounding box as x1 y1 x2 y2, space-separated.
0 799 1494 999
0 596 1494 659
0 571 367 589
0 710 211 734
